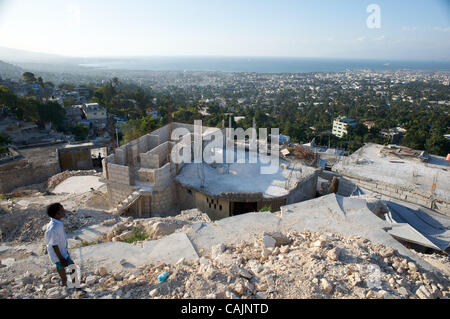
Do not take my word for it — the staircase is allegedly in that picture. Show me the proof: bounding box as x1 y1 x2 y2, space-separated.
116 191 142 215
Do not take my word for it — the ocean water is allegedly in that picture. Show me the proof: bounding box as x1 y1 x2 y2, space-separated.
80 56 450 73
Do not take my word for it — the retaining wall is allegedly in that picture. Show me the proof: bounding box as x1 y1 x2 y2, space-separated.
0 162 60 193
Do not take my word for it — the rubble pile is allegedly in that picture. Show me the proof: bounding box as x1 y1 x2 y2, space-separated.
1 231 448 299
0 196 111 243
103 209 211 242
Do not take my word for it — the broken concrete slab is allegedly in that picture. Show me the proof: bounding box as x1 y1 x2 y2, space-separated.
214 212 282 243
142 232 199 265
70 232 199 272
186 212 282 253
384 201 450 251
67 224 114 247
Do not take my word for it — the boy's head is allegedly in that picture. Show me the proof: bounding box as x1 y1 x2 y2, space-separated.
47 203 65 219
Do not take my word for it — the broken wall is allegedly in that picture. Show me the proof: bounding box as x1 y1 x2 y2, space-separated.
286 170 319 205
338 174 450 216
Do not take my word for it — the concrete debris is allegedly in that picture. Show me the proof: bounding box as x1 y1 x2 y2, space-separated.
1 230 449 299
262 235 276 248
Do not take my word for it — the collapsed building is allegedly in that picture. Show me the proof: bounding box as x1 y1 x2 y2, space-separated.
102 122 319 220
332 143 450 216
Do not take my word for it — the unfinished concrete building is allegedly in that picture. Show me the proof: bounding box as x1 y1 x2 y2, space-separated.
102 122 319 220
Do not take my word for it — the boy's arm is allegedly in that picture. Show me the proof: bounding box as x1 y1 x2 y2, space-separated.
52 245 68 267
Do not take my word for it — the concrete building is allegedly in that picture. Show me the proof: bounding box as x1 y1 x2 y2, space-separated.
57 143 96 171
65 105 84 126
83 103 107 121
380 127 407 144
102 122 319 220
332 117 357 138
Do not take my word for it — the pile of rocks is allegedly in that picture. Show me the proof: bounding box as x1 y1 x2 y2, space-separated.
1 231 448 299
0 200 112 244
104 209 210 242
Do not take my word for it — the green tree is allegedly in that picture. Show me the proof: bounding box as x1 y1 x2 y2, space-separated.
69 124 89 141
425 133 450 156
23 72 36 84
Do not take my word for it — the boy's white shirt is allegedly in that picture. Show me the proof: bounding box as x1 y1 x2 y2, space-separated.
44 218 69 264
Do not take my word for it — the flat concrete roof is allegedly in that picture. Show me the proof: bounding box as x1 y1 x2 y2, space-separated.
333 143 450 202
175 148 316 198
63 142 95 149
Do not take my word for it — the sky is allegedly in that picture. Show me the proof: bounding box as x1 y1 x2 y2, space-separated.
0 0 449 60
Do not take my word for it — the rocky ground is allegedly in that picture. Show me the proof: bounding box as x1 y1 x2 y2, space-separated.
0 171 449 299
0 231 449 299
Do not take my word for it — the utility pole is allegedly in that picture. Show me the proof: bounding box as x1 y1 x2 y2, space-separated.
116 126 119 147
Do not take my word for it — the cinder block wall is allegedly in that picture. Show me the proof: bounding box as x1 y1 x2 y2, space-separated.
154 163 172 188
0 162 60 193
176 183 196 211
152 125 171 144
107 182 138 205
137 168 155 183
193 190 230 220
107 163 132 185
141 141 170 168
150 183 178 216
115 148 126 165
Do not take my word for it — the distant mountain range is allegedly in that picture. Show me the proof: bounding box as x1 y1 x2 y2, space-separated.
0 60 24 80
0 46 78 64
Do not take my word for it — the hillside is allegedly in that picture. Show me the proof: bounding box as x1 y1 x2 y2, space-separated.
0 173 449 299
0 60 23 80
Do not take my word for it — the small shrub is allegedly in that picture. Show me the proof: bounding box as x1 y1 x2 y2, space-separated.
258 205 272 213
74 241 98 248
123 228 150 243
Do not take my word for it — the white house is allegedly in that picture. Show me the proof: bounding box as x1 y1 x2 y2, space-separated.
332 117 357 138
83 103 107 121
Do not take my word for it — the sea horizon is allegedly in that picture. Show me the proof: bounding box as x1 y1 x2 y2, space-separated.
79 56 450 74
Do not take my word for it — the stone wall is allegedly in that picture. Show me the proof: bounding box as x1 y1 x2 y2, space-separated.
47 169 98 190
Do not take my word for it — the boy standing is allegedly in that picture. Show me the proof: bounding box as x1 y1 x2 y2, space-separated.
44 203 75 287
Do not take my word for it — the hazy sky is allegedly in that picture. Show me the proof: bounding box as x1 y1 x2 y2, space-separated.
0 0 449 60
